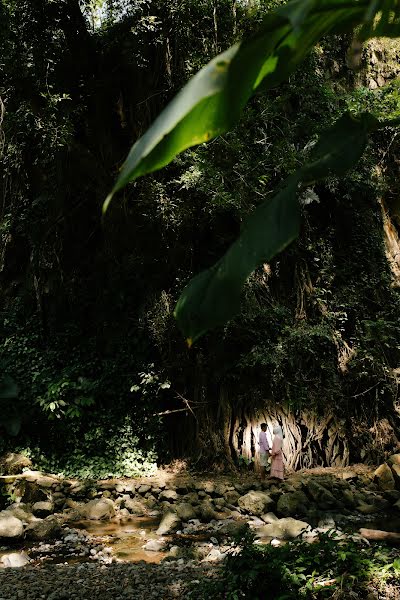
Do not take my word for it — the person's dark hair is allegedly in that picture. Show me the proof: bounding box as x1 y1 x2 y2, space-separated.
260 423 267 429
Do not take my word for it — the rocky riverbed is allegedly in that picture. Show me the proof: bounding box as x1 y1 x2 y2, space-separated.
0 454 399 598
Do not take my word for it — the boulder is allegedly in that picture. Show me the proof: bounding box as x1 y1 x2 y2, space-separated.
123 483 136 494
256 517 310 540
142 539 165 552
184 492 200 505
0 453 31 475
261 512 279 524
214 511 231 520
224 490 240 505
197 501 217 523
341 470 358 481
354 491 367 504
317 516 336 530
356 502 377 515
69 482 95 498
391 464 400 486
277 491 308 517
342 489 356 508
156 511 181 535
21 481 48 504
205 548 224 561
202 482 215 495
213 497 226 509
387 454 400 467
250 516 265 526
65 498 81 509
36 475 58 488
175 502 197 521
124 497 146 516
137 484 151 495
81 498 115 520
145 495 157 509
0 513 23 538
98 480 116 491
159 489 178 502
374 463 395 491
32 501 54 518
52 491 66 503
277 517 311 539
1 551 29 568
305 480 337 509
393 498 400 511
384 489 400 502
230 511 243 520
214 483 228 496
174 481 190 495
371 495 390 511
5 505 34 523
25 516 62 541
218 521 249 539
238 491 274 516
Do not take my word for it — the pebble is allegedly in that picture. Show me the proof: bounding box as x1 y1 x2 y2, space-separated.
0 561 219 599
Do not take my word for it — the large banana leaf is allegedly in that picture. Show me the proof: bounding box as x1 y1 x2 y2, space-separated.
175 113 379 344
104 0 381 211
175 175 301 344
104 0 400 343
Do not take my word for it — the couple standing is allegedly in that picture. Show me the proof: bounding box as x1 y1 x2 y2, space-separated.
259 423 284 481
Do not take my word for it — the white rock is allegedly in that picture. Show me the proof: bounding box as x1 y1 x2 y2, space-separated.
0 514 23 538
238 491 274 516
210 537 219 545
142 539 164 552
1 551 29 567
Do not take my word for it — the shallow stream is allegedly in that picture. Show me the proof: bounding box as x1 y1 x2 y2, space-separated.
0 516 164 568
1 513 399 568
74 516 165 563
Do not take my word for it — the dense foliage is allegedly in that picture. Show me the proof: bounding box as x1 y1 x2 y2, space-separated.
0 0 399 473
193 530 400 599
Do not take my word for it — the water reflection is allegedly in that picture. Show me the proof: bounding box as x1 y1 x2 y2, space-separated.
74 516 165 563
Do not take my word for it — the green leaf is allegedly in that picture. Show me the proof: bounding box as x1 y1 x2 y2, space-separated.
174 175 300 343
393 558 400 572
275 0 318 31
174 112 380 342
301 112 379 182
104 0 373 210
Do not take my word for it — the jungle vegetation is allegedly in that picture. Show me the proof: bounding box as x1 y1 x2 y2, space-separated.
1 0 400 476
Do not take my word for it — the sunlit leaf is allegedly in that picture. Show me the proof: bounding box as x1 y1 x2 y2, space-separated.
105 0 376 210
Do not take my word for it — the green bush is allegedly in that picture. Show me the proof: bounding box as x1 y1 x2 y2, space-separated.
19 415 159 478
195 530 400 599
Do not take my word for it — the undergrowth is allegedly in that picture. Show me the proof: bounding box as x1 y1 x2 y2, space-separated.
193 530 400 599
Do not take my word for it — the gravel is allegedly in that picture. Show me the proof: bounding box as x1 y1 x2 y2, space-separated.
0 561 219 599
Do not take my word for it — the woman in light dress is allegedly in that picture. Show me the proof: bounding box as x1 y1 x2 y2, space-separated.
270 425 284 480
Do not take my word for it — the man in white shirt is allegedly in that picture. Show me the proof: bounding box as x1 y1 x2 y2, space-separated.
259 423 270 481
